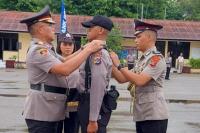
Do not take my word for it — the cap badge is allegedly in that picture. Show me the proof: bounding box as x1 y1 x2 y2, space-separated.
65 33 71 38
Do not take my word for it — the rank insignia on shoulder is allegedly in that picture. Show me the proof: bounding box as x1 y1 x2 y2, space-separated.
145 51 151 56
35 41 44 45
149 55 160 67
93 51 102 65
152 51 161 55
37 48 49 56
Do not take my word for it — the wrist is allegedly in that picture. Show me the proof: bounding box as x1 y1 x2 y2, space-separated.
82 46 91 54
89 121 97 124
81 46 84 50
83 45 93 53
117 63 125 70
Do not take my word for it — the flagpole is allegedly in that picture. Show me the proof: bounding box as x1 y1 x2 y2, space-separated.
60 0 67 33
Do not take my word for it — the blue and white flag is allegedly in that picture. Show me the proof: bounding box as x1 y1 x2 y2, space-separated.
60 0 67 33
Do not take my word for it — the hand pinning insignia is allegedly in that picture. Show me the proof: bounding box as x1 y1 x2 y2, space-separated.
93 51 102 64
149 55 160 67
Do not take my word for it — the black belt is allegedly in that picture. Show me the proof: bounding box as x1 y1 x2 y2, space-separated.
30 84 67 94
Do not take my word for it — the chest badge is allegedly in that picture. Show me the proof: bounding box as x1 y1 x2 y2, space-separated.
37 48 49 56
93 51 102 65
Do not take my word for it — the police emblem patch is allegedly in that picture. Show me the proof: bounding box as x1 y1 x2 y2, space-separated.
149 55 160 67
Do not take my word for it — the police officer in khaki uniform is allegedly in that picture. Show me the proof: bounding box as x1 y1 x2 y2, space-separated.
110 19 169 133
20 6 105 133
56 32 80 133
78 15 113 133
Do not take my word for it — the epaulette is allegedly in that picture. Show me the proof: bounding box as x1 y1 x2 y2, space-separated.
145 51 151 56
152 51 161 55
35 41 44 45
152 51 164 58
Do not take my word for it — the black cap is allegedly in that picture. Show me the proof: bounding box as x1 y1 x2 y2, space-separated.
20 5 56 27
134 19 163 36
58 32 74 43
82 15 114 31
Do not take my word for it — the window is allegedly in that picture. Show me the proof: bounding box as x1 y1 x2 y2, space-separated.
0 33 18 51
3 38 10 50
0 38 2 59
12 38 18 51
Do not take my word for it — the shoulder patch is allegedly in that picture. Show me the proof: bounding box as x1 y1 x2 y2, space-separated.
37 47 49 56
149 55 161 67
93 51 102 65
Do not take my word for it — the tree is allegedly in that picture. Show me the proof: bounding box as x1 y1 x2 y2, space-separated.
107 26 123 53
179 0 200 20
0 0 199 20
165 0 184 20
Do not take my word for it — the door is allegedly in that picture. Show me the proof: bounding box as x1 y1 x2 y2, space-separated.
0 37 3 59
156 41 166 56
168 41 190 67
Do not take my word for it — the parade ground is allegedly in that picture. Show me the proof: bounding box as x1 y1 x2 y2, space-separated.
0 69 200 133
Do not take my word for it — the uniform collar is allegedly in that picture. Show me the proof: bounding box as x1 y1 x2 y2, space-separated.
142 46 157 58
32 38 53 49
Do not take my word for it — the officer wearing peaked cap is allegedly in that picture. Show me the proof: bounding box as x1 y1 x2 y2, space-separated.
78 15 114 133
20 5 105 133
134 19 163 36
110 19 169 133
20 5 56 27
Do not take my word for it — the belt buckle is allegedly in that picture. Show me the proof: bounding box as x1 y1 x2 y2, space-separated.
41 83 45 92
67 101 79 107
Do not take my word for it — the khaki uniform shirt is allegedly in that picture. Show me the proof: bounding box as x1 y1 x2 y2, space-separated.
79 48 112 121
23 38 68 122
66 69 79 89
133 47 169 121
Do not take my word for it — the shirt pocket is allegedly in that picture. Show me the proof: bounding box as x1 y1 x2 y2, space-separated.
138 92 156 104
42 92 67 101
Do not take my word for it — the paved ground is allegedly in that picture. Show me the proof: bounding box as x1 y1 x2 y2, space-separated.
0 69 200 133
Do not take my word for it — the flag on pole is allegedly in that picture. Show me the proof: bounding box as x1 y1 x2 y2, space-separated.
60 0 67 33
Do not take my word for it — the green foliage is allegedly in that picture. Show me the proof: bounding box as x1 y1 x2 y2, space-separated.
179 0 200 20
165 0 184 20
80 36 87 46
137 0 167 19
189 58 200 69
9 55 17 60
107 26 123 53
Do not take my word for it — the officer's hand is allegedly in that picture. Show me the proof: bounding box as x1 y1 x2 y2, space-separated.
84 40 105 53
110 51 120 67
87 121 98 133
